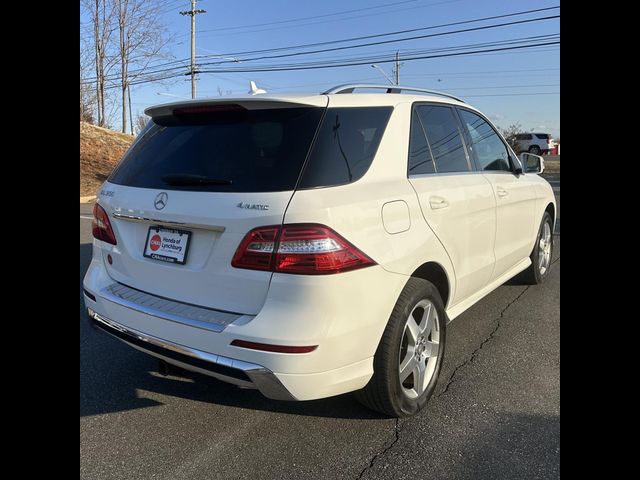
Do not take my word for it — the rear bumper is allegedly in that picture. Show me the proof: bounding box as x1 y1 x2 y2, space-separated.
83 243 409 400
87 307 295 400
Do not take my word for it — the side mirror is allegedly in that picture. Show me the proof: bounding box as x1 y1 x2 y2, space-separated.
519 152 545 174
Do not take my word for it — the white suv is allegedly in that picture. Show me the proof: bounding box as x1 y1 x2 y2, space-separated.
515 132 553 155
83 84 555 417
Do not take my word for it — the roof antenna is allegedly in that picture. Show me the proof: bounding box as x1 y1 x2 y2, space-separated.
248 81 267 95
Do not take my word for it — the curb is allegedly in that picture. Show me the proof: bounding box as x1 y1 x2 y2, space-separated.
80 195 96 203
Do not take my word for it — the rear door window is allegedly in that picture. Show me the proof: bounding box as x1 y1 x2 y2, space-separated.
415 105 470 173
408 110 436 175
535 133 550 139
108 106 324 192
298 107 393 188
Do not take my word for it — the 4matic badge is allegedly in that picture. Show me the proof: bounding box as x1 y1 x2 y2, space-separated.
237 202 269 211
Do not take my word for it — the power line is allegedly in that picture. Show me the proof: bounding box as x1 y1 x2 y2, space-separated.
82 6 560 83
197 0 425 33
158 0 185 15
193 15 559 68
241 35 559 68
193 0 467 38
200 5 560 58
96 39 559 91
110 40 559 89
197 41 560 73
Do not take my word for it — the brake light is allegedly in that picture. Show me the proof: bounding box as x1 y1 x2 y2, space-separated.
231 224 376 275
92 203 117 245
173 104 246 115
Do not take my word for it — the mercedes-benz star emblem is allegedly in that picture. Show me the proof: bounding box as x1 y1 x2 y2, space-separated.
154 192 168 210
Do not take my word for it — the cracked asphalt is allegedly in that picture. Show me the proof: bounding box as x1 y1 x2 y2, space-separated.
80 187 560 480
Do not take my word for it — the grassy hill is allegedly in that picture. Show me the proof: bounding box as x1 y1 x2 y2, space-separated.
80 122 133 196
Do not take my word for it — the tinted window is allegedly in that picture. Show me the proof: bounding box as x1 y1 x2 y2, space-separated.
299 107 392 188
408 110 435 175
415 105 469 173
535 133 550 139
516 133 532 140
108 107 323 192
458 109 511 172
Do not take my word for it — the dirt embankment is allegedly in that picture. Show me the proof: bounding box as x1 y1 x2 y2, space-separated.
80 122 133 196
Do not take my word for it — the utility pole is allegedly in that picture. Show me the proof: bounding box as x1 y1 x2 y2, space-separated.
127 83 133 135
180 0 206 99
394 51 401 85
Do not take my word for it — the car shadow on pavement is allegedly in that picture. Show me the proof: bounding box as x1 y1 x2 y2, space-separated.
80 243 386 420
80 348 386 420
81 315 386 419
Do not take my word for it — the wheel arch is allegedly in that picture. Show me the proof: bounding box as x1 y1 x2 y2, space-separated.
545 202 555 229
410 262 451 310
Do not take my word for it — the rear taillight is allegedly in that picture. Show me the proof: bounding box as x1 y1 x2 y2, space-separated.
231 226 279 271
92 203 117 245
275 224 376 274
231 224 376 275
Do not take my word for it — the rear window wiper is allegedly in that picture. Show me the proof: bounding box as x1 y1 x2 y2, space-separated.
161 174 233 186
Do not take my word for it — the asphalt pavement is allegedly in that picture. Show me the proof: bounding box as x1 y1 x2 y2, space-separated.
79 181 560 480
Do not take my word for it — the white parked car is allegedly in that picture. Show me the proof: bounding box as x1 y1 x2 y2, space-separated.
83 84 555 417
515 132 553 155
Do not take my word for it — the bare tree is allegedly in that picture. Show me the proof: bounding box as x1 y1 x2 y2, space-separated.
82 0 117 127
116 0 172 133
498 122 525 154
80 41 96 123
134 112 149 135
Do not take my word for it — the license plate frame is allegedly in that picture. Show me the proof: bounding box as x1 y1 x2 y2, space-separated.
143 226 192 265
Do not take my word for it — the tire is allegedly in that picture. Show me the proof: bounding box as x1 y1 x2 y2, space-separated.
355 278 446 417
519 212 554 285
529 145 542 155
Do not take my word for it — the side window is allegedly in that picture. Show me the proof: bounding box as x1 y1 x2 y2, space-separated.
458 109 511 172
408 110 435 175
299 107 393 188
415 105 469 173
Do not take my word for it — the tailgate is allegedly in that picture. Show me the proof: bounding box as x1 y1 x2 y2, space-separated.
97 184 291 315
96 99 327 315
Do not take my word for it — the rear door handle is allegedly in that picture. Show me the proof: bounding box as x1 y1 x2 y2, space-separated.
496 187 509 198
429 196 449 210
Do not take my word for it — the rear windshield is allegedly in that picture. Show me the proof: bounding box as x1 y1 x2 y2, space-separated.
535 133 550 139
108 107 324 192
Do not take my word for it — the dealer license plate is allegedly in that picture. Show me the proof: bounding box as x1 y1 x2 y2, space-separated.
143 226 191 264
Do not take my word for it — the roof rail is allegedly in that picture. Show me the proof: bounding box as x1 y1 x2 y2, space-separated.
322 83 465 103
